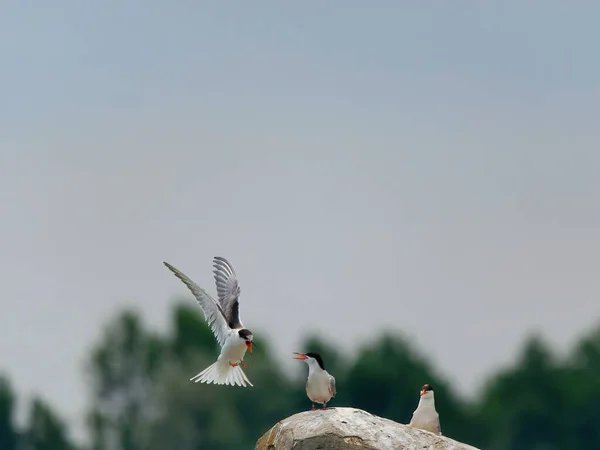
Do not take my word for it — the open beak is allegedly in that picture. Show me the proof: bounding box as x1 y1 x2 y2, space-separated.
293 352 307 361
246 341 253 354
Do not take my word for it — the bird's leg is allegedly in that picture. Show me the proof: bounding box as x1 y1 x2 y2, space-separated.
229 362 239 367
321 403 328 410
311 403 316 411
240 361 249 369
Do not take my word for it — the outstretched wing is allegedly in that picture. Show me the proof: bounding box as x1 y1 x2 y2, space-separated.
163 261 230 347
212 256 244 329
329 375 336 398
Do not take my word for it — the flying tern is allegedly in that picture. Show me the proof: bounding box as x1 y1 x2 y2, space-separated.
409 383 441 435
293 352 336 410
163 257 254 387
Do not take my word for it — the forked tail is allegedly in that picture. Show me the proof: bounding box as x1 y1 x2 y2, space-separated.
190 360 253 387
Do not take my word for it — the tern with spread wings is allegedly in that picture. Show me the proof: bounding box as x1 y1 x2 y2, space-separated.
163 257 254 387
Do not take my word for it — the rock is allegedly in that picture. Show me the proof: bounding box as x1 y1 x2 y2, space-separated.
255 407 479 450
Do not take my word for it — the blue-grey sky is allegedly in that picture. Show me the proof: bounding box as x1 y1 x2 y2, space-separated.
1 1 599 441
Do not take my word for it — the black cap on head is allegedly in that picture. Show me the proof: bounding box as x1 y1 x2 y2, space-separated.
238 329 253 340
421 383 433 392
305 352 325 370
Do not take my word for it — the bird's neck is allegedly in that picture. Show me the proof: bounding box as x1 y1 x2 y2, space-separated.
417 395 436 410
307 361 324 377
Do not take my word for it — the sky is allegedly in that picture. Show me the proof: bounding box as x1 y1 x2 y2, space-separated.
1 1 599 442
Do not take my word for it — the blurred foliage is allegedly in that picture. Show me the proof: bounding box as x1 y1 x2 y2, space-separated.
0 380 73 450
21 397 74 450
0 375 18 450
3 303 600 449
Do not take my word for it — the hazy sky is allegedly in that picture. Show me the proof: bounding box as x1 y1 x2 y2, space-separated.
1 1 599 441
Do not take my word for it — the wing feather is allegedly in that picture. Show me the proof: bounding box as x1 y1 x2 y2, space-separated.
212 256 243 329
329 375 336 398
163 261 230 347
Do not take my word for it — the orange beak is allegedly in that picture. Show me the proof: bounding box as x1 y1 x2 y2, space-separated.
245 341 253 353
420 390 426 397
293 352 307 361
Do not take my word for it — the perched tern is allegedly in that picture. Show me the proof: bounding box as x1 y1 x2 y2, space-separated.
163 257 254 387
293 352 336 410
409 383 441 435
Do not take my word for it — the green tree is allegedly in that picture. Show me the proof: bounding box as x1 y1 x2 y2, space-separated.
22 397 74 450
86 309 164 450
0 375 18 450
477 335 569 450
80 301 600 450
563 324 600 449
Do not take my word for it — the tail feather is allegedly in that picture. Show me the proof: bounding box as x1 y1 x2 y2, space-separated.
190 360 253 387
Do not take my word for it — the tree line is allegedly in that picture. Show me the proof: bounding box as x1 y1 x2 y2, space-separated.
2 302 600 450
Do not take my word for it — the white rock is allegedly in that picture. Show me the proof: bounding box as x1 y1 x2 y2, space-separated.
255 407 480 450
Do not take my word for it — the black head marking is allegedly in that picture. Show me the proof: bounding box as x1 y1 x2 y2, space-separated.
305 352 325 370
238 329 253 341
421 383 433 392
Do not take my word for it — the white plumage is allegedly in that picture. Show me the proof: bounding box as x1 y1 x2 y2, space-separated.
294 352 336 410
163 257 254 387
409 384 441 435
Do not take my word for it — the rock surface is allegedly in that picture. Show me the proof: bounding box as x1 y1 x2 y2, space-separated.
255 407 479 450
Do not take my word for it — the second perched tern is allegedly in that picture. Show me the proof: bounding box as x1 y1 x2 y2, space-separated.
293 352 336 410
163 257 254 387
409 383 441 435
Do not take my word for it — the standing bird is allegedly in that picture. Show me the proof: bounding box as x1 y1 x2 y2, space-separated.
293 352 336 410
409 383 441 435
163 257 254 387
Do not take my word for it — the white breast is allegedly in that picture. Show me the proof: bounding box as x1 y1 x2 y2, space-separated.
218 333 247 364
306 370 333 403
410 406 440 434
